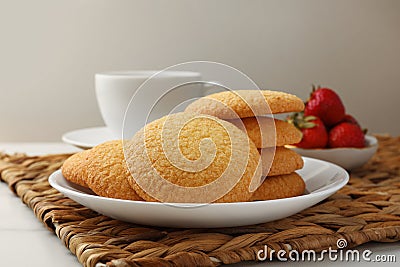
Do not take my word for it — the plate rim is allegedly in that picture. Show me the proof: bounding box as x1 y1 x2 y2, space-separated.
287 135 378 152
49 157 349 207
62 126 112 148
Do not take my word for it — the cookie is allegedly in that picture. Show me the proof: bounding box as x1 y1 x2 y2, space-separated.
86 140 143 201
61 149 90 187
261 147 304 176
250 172 305 201
124 112 262 203
228 117 302 148
185 90 304 119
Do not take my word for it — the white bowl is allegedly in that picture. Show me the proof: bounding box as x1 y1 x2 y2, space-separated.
287 135 378 171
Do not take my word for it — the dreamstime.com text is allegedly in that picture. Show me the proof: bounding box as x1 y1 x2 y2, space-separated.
257 239 396 263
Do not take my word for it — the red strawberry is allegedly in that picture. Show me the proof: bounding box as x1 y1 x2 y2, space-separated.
287 113 328 149
328 122 365 148
340 114 360 127
304 86 345 127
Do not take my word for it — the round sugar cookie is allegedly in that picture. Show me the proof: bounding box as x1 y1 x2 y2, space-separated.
250 172 305 201
61 149 90 187
228 117 302 148
86 140 143 201
185 90 304 119
124 112 262 203
260 147 304 176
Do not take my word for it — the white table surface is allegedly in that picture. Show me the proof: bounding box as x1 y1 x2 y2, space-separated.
0 142 398 266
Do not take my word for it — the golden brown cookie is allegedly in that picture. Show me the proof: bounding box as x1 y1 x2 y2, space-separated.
228 117 302 148
250 172 305 201
86 140 143 201
260 147 304 176
61 149 90 187
124 112 262 203
185 90 304 119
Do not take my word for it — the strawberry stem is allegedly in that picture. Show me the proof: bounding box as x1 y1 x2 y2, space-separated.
286 112 317 129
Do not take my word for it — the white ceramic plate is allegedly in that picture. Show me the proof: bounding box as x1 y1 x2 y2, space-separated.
287 135 378 170
49 157 349 228
62 127 115 149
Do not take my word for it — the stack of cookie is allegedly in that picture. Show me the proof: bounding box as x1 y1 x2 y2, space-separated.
62 89 306 203
185 90 306 201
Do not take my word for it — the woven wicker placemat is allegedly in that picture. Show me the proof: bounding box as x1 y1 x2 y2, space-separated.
0 136 399 267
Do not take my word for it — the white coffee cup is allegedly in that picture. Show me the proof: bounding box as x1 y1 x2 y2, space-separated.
95 71 203 138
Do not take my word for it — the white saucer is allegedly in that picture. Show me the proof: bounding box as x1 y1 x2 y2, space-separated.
62 127 116 149
49 157 349 228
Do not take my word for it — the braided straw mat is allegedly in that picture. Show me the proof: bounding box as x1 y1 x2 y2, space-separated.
0 135 399 267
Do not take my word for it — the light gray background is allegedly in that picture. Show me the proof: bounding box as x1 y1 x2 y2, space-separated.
0 0 399 141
